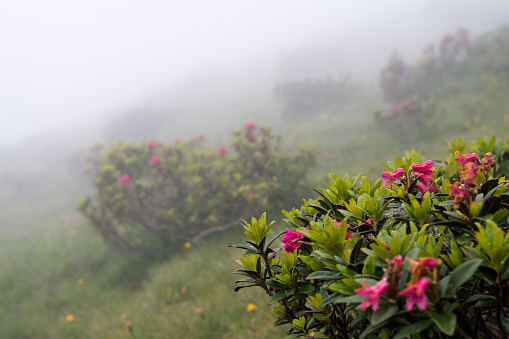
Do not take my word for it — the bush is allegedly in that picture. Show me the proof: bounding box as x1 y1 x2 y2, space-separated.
373 96 437 142
232 135 509 338
80 123 314 259
274 74 356 118
379 28 472 104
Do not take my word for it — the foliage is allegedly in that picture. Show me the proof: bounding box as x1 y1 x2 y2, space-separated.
373 96 437 142
380 28 471 104
274 74 357 117
232 136 509 338
80 123 315 259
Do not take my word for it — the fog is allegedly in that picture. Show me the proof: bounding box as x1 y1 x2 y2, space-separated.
1 0 508 146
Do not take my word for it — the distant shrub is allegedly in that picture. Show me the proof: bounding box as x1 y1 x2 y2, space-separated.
374 96 437 142
274 74 356 117
80 123 315 259
232 135 509 338
380 28 472 104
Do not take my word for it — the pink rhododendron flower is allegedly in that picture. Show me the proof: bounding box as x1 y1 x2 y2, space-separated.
415 174 433 185
400 277 430 311
406 257 438 279
245 121 257 130
454 151 477 165
411 159 434 176
382 168 405 187
416 182 437 194
447 182 471 209
147 141 159 149
390 105 403 114
150 155 162 166
392 255 403 265
282 228 307 253
174 138 181 145
118 174 130 185
401 99 411 107
459 162 477 184
355 280 389 312
481 152 495 166
218 146 227 157
248 189 254 197
248 133 257 142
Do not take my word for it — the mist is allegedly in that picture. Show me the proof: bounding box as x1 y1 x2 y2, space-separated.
1 0 508 148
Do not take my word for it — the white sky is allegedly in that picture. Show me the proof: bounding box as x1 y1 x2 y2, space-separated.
1 0 508 146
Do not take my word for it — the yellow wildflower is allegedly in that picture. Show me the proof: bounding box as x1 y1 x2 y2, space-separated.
66 314 74 323
246 303 257 312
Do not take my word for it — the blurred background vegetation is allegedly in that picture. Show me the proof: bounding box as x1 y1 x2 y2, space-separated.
0 26 509 338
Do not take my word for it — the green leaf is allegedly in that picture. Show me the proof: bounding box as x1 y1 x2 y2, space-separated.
393 320 433 339
370 305 398 325
464 294 496 304
306 271 341 281
324 239 344 257
449 259 483 292
431 313 457 336
269 291 288 305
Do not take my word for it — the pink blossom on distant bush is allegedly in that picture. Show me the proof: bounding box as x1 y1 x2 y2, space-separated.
249 133 257 142
118 174 130 185
248 189 254 197
245 121 257 130
282 228 306 253
174 138 181 145
401 99 411 107
390 105 403 114
218 146 227 157
150 155 162 166
197 133 204 140
147 141 159 149
382 168 405 187
355 280 389 312
400 277 430 311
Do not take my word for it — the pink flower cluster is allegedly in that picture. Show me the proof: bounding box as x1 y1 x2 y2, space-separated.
245 121 256 130
390 105 403 114
281 228 307 253
410 159 436 193
218 146 227 157
356 280 388 312
382 168 404 188
382 159 436 194
355 256 437 313
118 174 130 185
150 155 162 166
147 141 159 150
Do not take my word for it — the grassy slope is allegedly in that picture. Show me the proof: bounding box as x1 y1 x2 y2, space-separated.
0 27 508 338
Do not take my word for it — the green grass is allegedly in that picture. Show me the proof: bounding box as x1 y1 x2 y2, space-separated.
1 27 509 338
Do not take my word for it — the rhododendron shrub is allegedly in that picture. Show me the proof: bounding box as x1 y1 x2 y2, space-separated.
374 96 436 142
380 28 472 105
232 136 509 338
80 124 314 258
